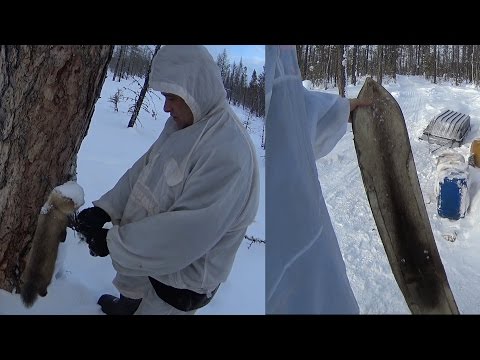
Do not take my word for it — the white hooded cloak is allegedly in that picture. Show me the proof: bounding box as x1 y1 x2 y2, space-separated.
94 45 260 301
265 45 359 314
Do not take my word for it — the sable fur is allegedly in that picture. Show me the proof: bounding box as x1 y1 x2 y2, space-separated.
20 189 77 308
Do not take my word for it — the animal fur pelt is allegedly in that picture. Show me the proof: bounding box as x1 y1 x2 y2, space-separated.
20 187 79 307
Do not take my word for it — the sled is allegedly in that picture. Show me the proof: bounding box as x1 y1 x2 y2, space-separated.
421 110 470 148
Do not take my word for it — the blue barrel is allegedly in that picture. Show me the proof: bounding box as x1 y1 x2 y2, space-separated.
437 174 468 220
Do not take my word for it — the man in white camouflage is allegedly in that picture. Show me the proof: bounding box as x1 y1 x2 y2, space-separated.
77 45 260 315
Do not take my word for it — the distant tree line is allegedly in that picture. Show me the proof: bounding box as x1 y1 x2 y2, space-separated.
215 49 265 118
108 46 265 118
296 45 480 95
109 45 153 81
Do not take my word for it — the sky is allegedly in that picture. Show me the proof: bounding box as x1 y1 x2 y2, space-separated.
0 67 265 315
316 74 480 314
205 45 265 78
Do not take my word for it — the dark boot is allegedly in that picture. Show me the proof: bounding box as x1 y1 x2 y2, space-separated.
97 294 142 315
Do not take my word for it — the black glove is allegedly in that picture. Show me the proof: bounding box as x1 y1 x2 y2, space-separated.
86 228 110 257
76 206 111 237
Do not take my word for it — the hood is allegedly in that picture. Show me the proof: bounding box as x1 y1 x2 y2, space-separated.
149 45 227 123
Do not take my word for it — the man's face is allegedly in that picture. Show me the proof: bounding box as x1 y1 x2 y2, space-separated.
161 92 194 129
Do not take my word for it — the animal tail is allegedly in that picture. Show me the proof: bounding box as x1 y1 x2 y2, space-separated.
20 267 49 308
20 277 39 308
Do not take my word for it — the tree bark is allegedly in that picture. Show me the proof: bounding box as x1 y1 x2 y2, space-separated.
365 45 369 76
302 45 309 79
325 45 331 90
391 45 397 81
377 45 384 84
0 45 113 292
351 45 357 85
113 45 125 81
337 45 346 97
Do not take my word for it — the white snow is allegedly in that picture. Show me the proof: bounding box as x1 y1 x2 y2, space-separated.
52 181 85 209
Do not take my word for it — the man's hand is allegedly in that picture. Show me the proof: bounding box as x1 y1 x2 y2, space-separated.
76 206 111 236
86 228 110 257
348 98 373 123
349 98 373 112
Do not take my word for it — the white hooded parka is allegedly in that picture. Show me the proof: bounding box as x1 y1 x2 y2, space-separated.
94 45 260 299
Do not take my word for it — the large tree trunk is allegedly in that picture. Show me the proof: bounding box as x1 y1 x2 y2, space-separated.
302 45 309 79
0 45 113 292
377 45 384 85
112 45 125 81
324 45 332 90
337 45 346 97
351 45 357 85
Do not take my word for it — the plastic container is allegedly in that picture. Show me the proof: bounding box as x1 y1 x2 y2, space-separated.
470 139 480 167
435 151 469 220
437 175 468 220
